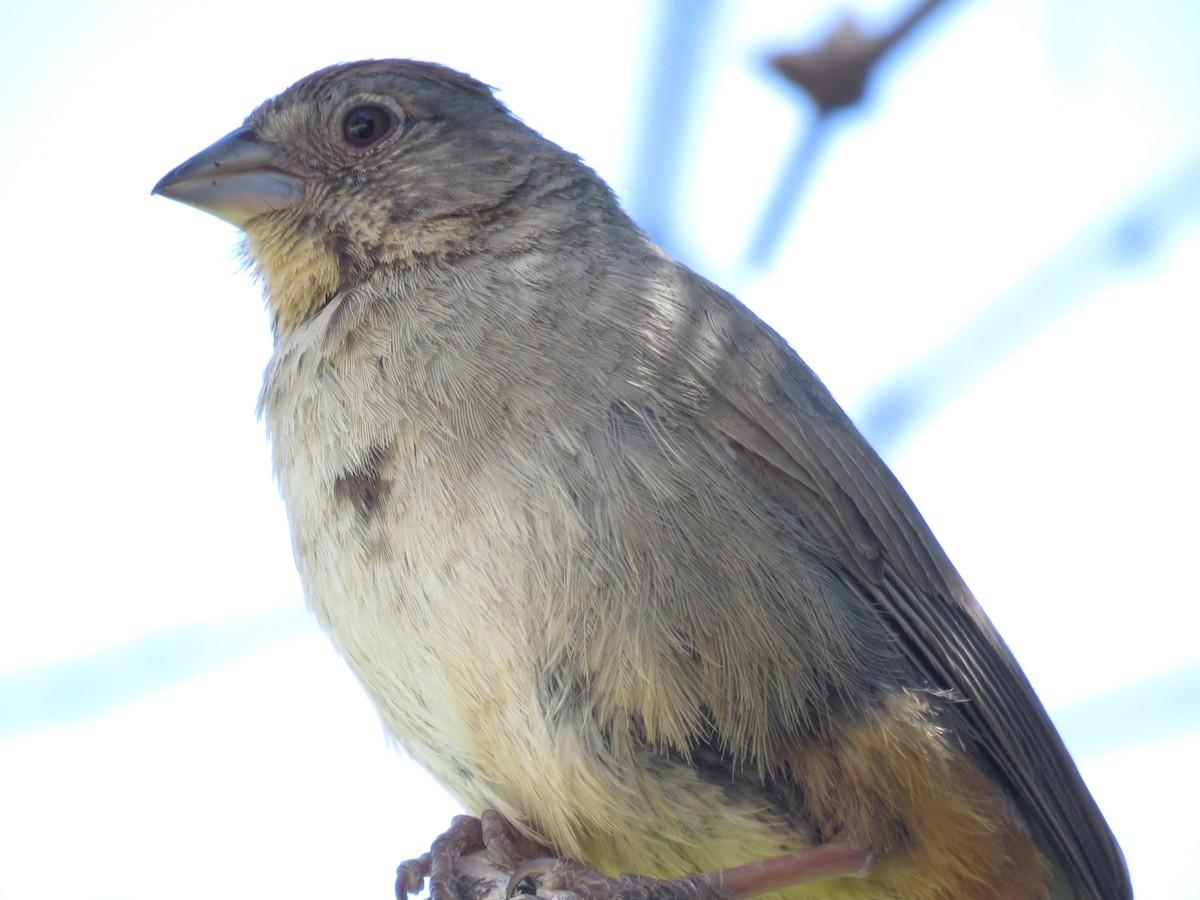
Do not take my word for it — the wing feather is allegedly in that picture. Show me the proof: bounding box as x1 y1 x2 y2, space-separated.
688 281 1130 900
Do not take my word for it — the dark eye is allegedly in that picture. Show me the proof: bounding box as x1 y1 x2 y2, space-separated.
342 106 393 148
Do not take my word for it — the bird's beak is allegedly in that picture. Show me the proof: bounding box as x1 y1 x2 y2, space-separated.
152 128 308 227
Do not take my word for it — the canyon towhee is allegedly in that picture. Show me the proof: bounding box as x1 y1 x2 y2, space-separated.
153 60 1129 899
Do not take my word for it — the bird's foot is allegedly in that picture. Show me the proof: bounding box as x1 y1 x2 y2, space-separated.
508 842 873 900
508 860 719 900
395 814 481 899
481 809 555 869
397 811 553 900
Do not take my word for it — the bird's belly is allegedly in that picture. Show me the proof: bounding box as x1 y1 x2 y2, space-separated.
275 423 1047 899
295 473 544 801
285 456 811 883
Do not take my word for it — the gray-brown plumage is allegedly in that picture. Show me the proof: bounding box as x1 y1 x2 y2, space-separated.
153 60 1130 899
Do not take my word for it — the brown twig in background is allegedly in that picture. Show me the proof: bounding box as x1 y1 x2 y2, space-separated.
745 0 955 266
768 0 949 114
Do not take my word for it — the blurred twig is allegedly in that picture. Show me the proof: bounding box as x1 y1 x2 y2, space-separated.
627 0 724 263
0 608 313 738
746 0 956 267
856 147 1200 453
1053 662 1200 758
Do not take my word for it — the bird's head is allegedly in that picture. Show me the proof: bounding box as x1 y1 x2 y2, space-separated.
153 60 562 332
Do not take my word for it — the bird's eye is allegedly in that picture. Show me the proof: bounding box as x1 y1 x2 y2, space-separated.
342 106 393 148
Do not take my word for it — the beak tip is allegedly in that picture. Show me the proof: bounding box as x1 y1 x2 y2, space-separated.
151 166 183 198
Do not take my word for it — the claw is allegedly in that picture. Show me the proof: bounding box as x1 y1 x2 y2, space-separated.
396 815 486 899
506 859 718 900
396 852 432 898
483 809 553 870
397 812 557 900
507 857 564 897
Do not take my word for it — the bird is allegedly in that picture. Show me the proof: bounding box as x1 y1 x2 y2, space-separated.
152 60 1131 899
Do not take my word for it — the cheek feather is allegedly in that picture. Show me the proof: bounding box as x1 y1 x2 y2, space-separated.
244 213 495 337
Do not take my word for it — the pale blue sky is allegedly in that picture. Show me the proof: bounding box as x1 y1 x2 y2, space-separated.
1 1 1197 897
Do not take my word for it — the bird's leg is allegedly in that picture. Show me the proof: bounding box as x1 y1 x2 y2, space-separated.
508 841 873 900
397 811 554 900
703 842 874 897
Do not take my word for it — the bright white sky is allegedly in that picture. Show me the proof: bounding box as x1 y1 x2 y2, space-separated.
1 1 1197 898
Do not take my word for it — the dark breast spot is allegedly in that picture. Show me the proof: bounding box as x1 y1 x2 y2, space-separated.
333 442 394 521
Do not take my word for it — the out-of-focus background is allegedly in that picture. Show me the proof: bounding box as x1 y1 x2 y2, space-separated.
1 1 1196 897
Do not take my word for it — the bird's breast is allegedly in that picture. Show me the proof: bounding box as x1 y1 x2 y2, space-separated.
258 296 605 834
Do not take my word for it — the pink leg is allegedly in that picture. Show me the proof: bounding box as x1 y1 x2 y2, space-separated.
705 842 873 897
